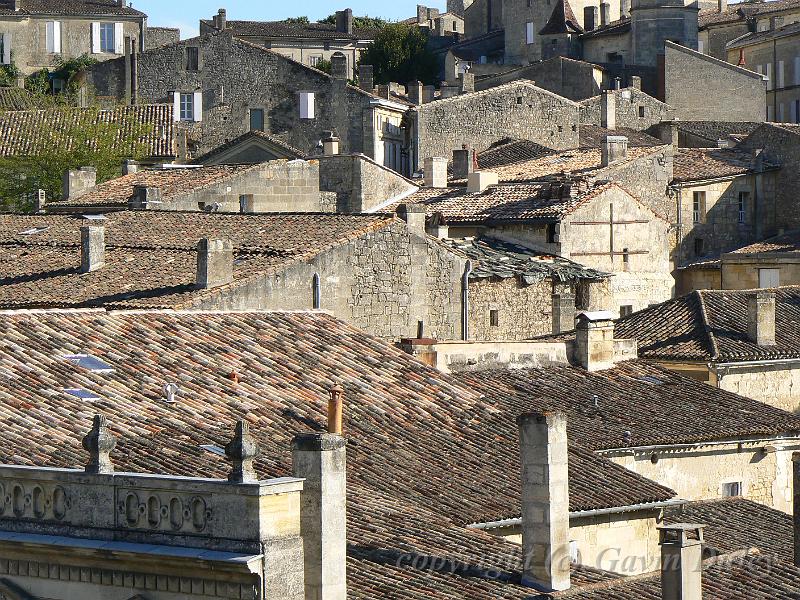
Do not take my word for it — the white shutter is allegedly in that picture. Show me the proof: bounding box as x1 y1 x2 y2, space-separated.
526 22 535 45
1 33 10 65
193 90 203 122
91 22 101 53
46 22 54 53
114 22 124 54
299 92 315 119
54 21 61 53
173 91 180 122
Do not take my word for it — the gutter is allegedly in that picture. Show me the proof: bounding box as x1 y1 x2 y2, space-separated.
713 357 800 369
597 435 800 455
467 498 689 530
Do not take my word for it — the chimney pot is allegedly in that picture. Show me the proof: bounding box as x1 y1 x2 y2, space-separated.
322 130 341 156
658 523 705 600
424 156 448 188
80 225 105 273
601 91 616 130
748 291 776 346
602 135 629 167
196 238 234 289
327 385 344 434
467 171 499 193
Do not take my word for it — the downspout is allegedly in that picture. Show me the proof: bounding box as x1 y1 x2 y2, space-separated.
461 260 472 341
773 36 778 120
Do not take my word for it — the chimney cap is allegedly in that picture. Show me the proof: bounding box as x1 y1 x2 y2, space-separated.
657 523 706 545
577 310 615 322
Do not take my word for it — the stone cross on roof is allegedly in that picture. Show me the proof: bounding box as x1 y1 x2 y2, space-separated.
225 420 260 483
82 414 117 474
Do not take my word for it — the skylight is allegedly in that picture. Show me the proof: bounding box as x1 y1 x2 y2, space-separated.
63 354 114 373
18 226 49 235
200 444 226 456
64 388 101 401
638 376 664 385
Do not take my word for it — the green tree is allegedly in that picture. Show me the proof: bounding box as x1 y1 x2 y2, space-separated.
319 14 390 29
283 16 310 25
358 23 438 85
0 105 154 211
314 58 333 75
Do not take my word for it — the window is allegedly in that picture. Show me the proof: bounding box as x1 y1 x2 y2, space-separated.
569 541 580 564
63 354 114 372
722 481 742 497
694 237 705 257
64 388 100 402
623 247 630 268
309 55 323 67
759 268 780 288
692 191 705 224
185 46 199 71
516 96 523 104
620 305 633 317
546 223 557 243
299 92 315 119
46 21 61 54
638 106 645 118
99 23 115 53
490 309 500 327
526 22 535 45
179 92 194 121
249 108 264 132
312 274 321 309
738 191 749 223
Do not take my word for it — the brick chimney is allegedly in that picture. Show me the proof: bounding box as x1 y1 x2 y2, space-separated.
292 393 348 600
467 171 499 193
748 291 776 346
424 156 448 188
397 203 427 237
601 91 616 130
602 135 628 166
331 53 348 80
584 6 598 30
575 311 616 371
358 64 374 92
552 291 576 334
453 145 474 180
322 130 340 156
518 411 571 592
196 238 234 289
336 8 354 34
658 524 705 600
63 167 97 200
80 226 105 273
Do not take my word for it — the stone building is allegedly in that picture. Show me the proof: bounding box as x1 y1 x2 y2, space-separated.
579 85 674 130
0 0 146 76
199 8 377 77
675 120 761 147
0 211 466 341
727 21 800 122
402 5 465 36
615 288 800 412
86 30 408 165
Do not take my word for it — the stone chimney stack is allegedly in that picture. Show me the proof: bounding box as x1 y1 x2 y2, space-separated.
600 2 611 25
601 135 629 166
129 185 162 209
122 159 139 176
748 291 776 346
408 81 423 105
518 411 571 592
63 166 97 200
322 130 341 156
358 64 374 92
630 75 641 90
196 238 234 289
467 171 499 193
718 0 727 12
423 85 436 103
658 524 705 600
397 203 427 237
452 145 474 180
216 8 227 30
292 409 348 600
80 226 105 273
584 6 598 30
424 156 448 188
601 91 616 130
575 311 616 371
621 0 631 17
336 8 354 34
460 71 475 94
82 414 116 474
552 291 576 334
331 53 348 80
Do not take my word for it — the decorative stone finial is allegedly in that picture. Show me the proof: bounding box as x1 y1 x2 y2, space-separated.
225 420 259 483
82 414 117 474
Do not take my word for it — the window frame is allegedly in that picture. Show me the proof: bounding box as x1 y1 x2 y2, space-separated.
99 22 115 53
692 191 706 224
179 92 194 122
738 191 749 224
249 108 265 132
721 481 743 497
489 309 500 327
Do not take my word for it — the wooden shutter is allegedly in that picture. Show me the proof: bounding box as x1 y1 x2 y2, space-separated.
173 91 181 122
1 33 10 65
91 22 101 53
193 90 203 122
114 22 124 54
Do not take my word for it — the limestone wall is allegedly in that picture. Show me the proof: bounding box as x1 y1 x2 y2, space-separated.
144 26 180 50
714 364 800 413
721 256 800 290
317 155 418 213
579 88 674 130
468 278 553 340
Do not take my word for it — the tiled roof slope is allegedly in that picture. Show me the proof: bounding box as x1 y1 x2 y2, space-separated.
579 125 665 148
614 288 800 362
672 148 778 183
0 309 624 598
677 120 761 144
664 498 792 562
200 19 379 40
729 229 800 254
0 0 144 16
477 138 556 170
0 212 395 309
579 16 630 38
540 0 584 35
460 361 800 451
0 104 174 158
0 87 38 111
442 237 610 283
700 0 800 28
49 164 262 208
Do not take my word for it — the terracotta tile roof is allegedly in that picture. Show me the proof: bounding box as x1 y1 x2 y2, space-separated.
0 0 144 16
579 125 665 148
699 0 800 28
729 229 800 254
48 164 263 208
476 138 557 170
0 104 175 159
0 87 38 111
460 361 800 450
676 121 761 144
200 19 379 40
672 147 778 183
0 212 396 309
664 498 792 562
614 287 800 362
441 237 610 283
539 0 584 35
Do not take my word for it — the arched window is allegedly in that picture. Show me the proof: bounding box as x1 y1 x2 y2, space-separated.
312 273 321 309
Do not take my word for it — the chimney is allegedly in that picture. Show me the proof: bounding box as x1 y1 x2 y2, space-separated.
322 130 341 156
620 0 631 17
129 185 162 209
397 203 428 237
358 64 374 92
630 75 641 90
658 524 705 600
601 91 616 130
602 135 629 166
80 226 105 273
423 85 436 103
658 119 679 149
224 420 258 483
575 311 616 371
584 6 598 30
292 404 348 600
552 292 576 334
196 238 234 289
327 385 344 434
122 158 139 176
460 71 475 94
336 8 354 34
750 148 764 172
453 145 474 180
331 53 348 80
718 0 727 12
424 156 448 188
748 291 776 346
467 171 499 193
771 15 784 30
82 414 116 474
417 4 428 23
408 81 423 105
614 77 622 90
600 2 611 26
63 166 97 200
216 8 227 30
12 0 20 11
33 189 46 213
518 412 571 592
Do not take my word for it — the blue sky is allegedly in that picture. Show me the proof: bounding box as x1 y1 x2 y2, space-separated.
134 0 447 39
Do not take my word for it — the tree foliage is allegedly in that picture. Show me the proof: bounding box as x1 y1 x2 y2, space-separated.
282 16 310 25
319 14 390 30
0 105 154 211
358 23 438 86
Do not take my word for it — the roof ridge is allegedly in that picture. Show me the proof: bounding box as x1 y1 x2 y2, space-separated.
695 290 721 360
